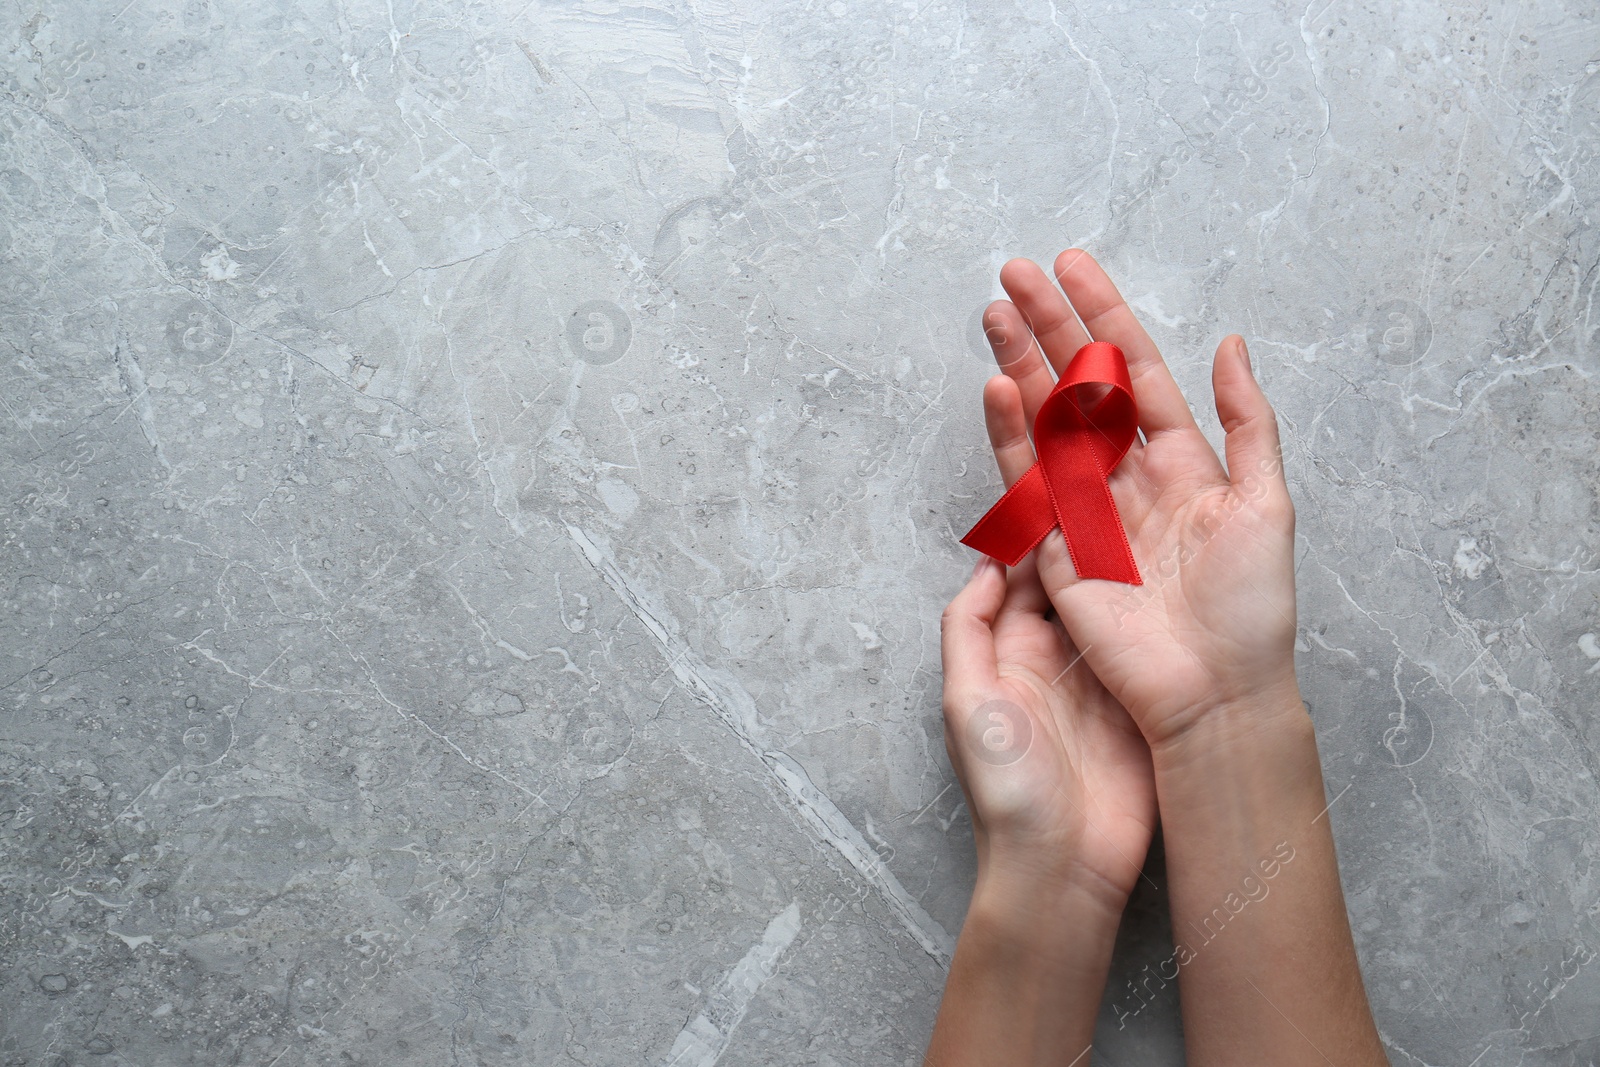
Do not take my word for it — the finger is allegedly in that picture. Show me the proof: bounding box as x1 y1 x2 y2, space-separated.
1052 249 1204 440
981 374 1038 488
1213 335 1291 506
983 299 1057 428
972 407 1058 619
998 553 1053 620
998 257 1093 380
941 557 1006 708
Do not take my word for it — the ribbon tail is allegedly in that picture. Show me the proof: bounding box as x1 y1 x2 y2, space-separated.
1047 462 1142 585
959 463 1058 567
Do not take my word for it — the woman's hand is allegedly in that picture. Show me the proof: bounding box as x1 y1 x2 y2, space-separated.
940 552 1156 909
934 251 1385 1067
978 249 1300 751
930 551 1157 1066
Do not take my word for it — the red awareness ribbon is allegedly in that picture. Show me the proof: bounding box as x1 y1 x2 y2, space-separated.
961 341 1143 584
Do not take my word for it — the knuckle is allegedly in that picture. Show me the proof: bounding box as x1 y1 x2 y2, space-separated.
1259 490 1295 529
941 688 974 725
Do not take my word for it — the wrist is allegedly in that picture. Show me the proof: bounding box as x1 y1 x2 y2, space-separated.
932 864 1120 1067
1147 679 1312 769
1148 691 1330 832
967 861 1129 960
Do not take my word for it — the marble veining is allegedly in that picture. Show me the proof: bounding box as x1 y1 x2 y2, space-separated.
2 1 1598 1064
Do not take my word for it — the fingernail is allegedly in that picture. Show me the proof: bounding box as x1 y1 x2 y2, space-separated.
971 556 995 579
1237 337 1252 373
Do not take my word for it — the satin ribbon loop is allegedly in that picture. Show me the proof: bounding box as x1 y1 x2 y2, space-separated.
960 341 1143 585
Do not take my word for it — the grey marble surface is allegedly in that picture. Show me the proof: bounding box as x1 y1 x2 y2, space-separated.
2 1 1598 1064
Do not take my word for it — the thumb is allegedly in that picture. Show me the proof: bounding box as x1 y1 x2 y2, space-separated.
1213 335 1288 502
940 556 1006 711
